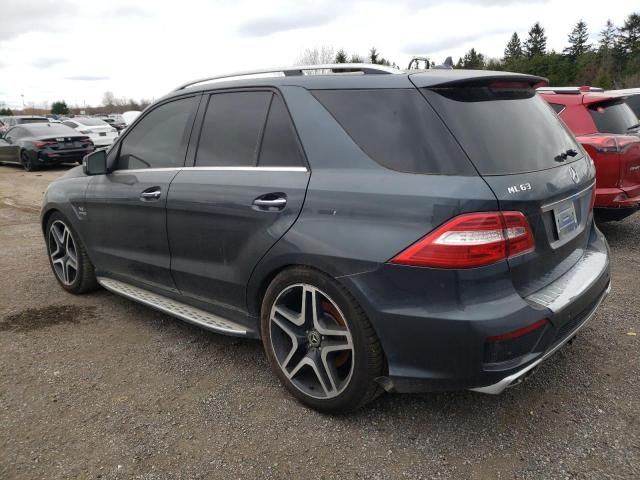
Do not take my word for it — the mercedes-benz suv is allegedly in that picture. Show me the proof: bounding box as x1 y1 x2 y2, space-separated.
41 64 611 412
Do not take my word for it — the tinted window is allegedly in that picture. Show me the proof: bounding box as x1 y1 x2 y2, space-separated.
63 121 78 128
196 92 271 167
258 95 304 167
626 95 640 118
18 117 48 124
549 103 565 114
118 96 196 170
423 85 582 175
76 117 109 126
7 127 27 140
589 99 639 134
312 89 474 175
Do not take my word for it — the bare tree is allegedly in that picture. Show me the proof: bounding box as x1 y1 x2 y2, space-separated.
295 45 335 65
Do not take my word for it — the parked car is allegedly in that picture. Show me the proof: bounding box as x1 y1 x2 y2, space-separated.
539 86 640 221
0 115 49 136
41 65 611 412
99 116 126 132
606 88 640 118
121 110 141 126
0 122 94 170
62 117 118 147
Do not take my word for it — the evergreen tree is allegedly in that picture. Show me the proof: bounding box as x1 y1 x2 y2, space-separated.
599 19 617 51
369 47 379 64
524 22 547 57
504 32 523 60
564 20 591 57
334 49 348 63
457 48 486 69
617 13 640 56
51 101 69 115
349 54 363 63
0 107 13 116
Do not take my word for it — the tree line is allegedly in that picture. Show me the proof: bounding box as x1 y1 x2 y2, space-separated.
457 13 640 88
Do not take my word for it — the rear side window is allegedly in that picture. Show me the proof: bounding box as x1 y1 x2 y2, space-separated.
589 99 638 134
549 103 565 114
312 89 474 175
258 95 305 167
423 85 582 175
117 96 196 170
196 92 271 167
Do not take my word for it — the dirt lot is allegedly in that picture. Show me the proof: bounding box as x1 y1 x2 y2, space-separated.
0 164 638 480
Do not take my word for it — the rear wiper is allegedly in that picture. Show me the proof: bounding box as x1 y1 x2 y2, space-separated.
554 149 579 162
627 123 640 131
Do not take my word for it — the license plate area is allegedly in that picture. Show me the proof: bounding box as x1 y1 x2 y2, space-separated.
99 132 106 136
553 201 578 241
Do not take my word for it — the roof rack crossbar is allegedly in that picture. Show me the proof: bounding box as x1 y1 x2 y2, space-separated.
174 63 400 91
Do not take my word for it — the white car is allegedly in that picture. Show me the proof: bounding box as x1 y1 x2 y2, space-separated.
62 117 118 147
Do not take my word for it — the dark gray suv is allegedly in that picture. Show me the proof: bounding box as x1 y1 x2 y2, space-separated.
41 64 611 412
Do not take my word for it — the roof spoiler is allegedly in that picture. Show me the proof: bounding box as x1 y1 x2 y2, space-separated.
410 71 548 89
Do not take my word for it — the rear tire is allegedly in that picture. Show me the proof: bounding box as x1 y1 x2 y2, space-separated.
21 150 38 171
45 212 99 294
261 267 384 413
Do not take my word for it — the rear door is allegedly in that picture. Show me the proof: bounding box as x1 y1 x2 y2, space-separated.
416 77 595 294
167 90 310 313
0 128 21 163
84 95 199 289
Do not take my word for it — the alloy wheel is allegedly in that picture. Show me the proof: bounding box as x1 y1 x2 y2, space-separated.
48 220 78 285
269 284 354 399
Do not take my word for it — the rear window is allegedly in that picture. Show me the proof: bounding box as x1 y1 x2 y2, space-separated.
625 95 640 118
18 117 48 124
75 117 109 126
589 99 639 134
311 89 475 175
422 85 583 175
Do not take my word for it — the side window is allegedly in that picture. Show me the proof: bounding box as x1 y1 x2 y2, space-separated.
549 103 565 114
6 127 24 142
258 95 305 167
117 96 197 170
195 91 271 167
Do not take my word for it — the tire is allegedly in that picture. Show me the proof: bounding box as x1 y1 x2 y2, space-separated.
45 212 99 294
21 150 38 171
261 267 384 413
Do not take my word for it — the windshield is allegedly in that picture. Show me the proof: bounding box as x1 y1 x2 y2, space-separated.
589 99 639 134
422 85 583 175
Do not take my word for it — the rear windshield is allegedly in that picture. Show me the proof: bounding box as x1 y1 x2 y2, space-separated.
18 117 49 124
422 85 582 175
626 95 640 118
589 99 639 134
75 117 108 126
311 89 475 175
22 123 78 137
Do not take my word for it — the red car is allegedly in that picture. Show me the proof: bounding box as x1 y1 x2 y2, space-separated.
540 87 640 221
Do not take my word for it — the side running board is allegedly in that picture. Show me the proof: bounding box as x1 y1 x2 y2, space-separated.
97 277 248 336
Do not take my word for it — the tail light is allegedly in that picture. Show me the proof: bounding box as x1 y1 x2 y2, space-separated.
578 134 640 154
486 318 549 343
33 140 57 148
390 212 535 269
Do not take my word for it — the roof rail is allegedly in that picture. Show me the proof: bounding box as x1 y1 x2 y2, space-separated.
536 86 604 94
174 63 401 91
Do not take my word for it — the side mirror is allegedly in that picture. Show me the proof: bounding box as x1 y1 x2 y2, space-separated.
83 149 108 175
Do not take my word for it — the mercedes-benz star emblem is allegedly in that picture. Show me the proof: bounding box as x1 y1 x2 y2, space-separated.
569 166 579 184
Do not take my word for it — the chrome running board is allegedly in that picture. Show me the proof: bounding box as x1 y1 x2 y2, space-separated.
97 277 248 336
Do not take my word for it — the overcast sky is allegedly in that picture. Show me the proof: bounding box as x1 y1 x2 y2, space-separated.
0 0 637 109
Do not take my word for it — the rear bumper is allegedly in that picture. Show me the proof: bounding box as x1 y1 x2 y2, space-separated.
38 149 93 164
595 186 640 208
342 223 611 394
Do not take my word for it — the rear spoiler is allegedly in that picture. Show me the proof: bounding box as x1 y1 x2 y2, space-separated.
409 70 548 89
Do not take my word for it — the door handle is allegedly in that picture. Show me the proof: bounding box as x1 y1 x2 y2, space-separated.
252 193 287 210
253 198 286 207
140 187 162 200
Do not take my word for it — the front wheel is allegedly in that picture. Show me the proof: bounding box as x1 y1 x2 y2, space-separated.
45 212 99 294
261 267 384 413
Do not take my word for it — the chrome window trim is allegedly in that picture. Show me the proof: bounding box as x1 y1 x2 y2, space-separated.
111 166 308 174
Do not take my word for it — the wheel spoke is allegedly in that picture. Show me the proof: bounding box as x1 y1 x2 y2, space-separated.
271 316 300 369
287 351 332 397
273 305 304 327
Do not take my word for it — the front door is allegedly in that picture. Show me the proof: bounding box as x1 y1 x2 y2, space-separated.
84 95 199 290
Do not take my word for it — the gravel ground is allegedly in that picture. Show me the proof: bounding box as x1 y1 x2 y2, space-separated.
0 164 638 479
